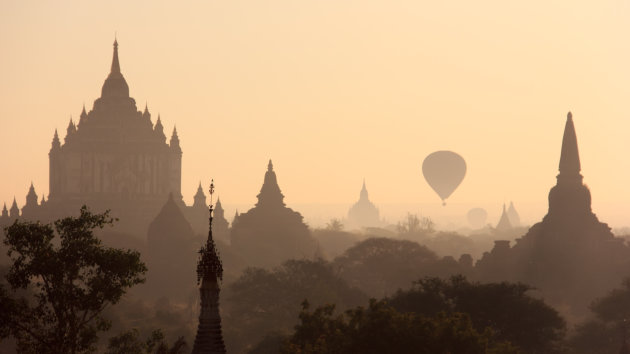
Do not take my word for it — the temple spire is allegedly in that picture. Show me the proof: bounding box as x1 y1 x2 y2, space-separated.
257 160 285 207
170 126 181 152
111 39 120 74
192 179 226 353
101 39 129 98
558 112 581 177
496 203 512 231
193 182 206 207
360 179 369 200
51 129 61 150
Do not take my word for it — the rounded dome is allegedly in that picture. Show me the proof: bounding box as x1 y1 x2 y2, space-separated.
101 72 129 98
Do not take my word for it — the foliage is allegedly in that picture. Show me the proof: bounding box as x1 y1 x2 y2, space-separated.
325 219 344 232
396 213 434 236
388 276 566 353
568 278 630 353
311 228 359 260
281 299 518 354
222 259 367 353
0 206 147 354
105 328 187 354
333 237 461 297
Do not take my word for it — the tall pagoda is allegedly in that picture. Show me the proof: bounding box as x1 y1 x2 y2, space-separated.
192 180 226 353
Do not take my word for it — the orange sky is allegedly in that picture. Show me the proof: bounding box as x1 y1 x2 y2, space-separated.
1 1 630 228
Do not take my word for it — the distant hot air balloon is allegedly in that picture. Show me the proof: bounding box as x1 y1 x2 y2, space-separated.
422 151 466 205
467 208 488 228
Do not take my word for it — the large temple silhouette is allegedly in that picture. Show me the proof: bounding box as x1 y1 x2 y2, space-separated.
476 112 630 316
230 160 318 268
0 40 213 236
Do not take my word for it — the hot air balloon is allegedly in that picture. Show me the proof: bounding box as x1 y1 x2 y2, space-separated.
422 151 466 205
467 208 488 228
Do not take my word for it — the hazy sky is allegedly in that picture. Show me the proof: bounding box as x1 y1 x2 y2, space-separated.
1 1 629 228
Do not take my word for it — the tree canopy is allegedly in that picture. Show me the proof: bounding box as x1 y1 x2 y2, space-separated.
282 299 517 354
0 206 147 354
388 276 566 353
569 278 630 354
222 259 367 353
332 237 461 297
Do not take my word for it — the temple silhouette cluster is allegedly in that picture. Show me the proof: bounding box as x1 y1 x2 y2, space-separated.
4 37 630 353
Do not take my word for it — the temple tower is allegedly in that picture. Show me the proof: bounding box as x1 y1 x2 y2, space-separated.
476 112 630 317
192 180 226 354
495 204 512 231
347 179 381 229
507 201 520 226
230 160 317 267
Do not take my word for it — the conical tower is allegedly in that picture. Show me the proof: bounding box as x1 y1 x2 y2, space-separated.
547 112 593 220
347 179 380 228
477 112 628 319
230 160 316 268
192 180 226 354
193 182 206 208
9 198 19 218
495 204 512 231
507 201 521 227
256 160 285 207
359 179 369 201
101 39 129 99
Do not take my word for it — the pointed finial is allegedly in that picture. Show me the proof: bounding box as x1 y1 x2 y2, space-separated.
81 104 87 117
209 179 215 198
111 37 121 73
154 114 164 131
144 103 149 114
208 179 215 216
268 159 273 171
558 111 581 176
52 129 60 148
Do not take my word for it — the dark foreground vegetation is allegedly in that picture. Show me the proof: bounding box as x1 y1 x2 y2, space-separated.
1 209 630 353
0 208 185 354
